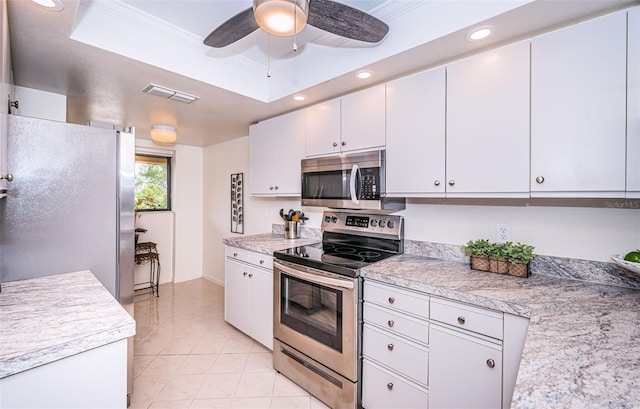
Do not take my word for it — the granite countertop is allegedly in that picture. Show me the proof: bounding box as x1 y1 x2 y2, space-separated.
223 233 320 254
0 270 136 379
360 254 640 409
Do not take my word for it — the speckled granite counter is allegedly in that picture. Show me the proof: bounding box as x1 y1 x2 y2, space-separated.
0 270 136 379
360 255 640 409
223 233 320 254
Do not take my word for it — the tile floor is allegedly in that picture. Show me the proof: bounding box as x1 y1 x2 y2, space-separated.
130 278 330 409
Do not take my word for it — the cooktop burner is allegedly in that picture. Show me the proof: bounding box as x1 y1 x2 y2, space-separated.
274 241 399 277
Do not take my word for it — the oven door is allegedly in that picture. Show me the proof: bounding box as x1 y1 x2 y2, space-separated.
273 260 359 381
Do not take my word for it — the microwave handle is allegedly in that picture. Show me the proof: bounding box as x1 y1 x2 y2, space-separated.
350 164 360 204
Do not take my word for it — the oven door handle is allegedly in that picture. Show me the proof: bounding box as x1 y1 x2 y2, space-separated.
274 261 354 290
349 164 360 205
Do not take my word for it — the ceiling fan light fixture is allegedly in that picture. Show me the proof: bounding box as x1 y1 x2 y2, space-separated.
150 125 177 144
254 0 309 36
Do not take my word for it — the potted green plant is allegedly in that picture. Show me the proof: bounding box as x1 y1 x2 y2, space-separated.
461 239 492 271
505 242 535 277
488 242 510 274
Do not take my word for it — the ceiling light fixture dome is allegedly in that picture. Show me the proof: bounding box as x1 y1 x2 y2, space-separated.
356 70 373 79
150 125 177 144
31 0 64 11
254 0 309 36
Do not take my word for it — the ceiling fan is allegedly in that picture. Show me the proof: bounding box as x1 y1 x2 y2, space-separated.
203 0 389 48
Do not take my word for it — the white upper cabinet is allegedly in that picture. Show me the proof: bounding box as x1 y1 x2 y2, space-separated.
341 85 386 153
305 85 385 157
250 109 305 196
305 98 341 156
628 7 640 198
386 67 446 197
531 11 627 197
446 40 530 197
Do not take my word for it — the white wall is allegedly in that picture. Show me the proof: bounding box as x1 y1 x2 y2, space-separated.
135 139 203 284
203 136 299 285
14 85 66 122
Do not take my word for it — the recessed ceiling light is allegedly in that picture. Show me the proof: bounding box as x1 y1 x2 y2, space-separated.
293 95 306 101
356 70 374 79
466 25 495 41
31 0 64 11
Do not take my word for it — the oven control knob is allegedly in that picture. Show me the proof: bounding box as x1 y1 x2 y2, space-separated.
378 220 386 228
387 220 395 229
371 219 378 227
331 216 338 223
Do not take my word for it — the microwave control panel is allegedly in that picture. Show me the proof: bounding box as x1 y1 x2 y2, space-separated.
360 168 380 199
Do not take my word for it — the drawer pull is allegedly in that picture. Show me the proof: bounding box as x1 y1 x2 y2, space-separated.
248 273 253 278
457 316 466 325
233 252 238 257
243 272 248 276
259 260 265 265
387 343 394 351
487 359 495 368
387 320 394 328
388 297 395 304
387 382 394 391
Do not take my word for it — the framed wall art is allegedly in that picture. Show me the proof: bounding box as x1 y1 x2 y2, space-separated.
231 173 243 234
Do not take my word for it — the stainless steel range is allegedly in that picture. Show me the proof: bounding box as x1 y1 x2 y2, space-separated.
273 211 404 409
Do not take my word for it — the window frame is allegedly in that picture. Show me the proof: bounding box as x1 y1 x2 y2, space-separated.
134 153 172 212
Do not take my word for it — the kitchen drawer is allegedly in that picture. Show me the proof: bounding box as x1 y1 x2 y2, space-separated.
364 302 428 346
363 324 429 387
364 280 429 319
430 297 503 340
250 252 273 270
362 358 429 409
225 246 251 263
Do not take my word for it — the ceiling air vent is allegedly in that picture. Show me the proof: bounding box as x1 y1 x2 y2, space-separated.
142 83 199 104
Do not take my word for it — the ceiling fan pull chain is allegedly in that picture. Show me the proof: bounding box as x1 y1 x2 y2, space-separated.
293 0 298 52
267 33 272 78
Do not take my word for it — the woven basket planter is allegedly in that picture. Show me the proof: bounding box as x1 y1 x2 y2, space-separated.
470 255 490 271
508 262 530 278
489 257 510 274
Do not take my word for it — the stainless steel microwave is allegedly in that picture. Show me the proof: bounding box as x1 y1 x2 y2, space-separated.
301 150 405 211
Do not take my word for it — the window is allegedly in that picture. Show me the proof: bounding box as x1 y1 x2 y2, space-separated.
135 154 171 211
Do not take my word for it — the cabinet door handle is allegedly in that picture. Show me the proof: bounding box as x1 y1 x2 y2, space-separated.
387 320 394 328
243 272 248 276
448 180 455 186
1 173 13 182
486 359 495 368
434 180 440 186
248 273 253 278
233 252 238 257
269 186 274 190
259 260 265 265
388 297 395 304
536 176 545 184
333 142 338 147
387 382 394 391
387 343 394 351
341 141 347 146
274 186 279 190
457 316 466 325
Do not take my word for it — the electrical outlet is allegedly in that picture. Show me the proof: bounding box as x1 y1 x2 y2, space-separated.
496 223 512 243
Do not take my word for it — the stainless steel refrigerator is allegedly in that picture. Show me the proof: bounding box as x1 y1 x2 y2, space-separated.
0 113 136 404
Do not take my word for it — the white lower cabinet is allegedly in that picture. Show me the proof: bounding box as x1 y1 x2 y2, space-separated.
224 246 274 350
362 280 529 409
428 324 502 409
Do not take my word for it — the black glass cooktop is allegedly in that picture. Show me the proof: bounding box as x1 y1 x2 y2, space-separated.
274 241 399 277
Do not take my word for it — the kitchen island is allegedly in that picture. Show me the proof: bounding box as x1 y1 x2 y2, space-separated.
0 270 136 408
360 255 640 409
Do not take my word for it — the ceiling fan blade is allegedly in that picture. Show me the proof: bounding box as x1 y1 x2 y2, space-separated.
307 0 389 43
203 7 259 48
